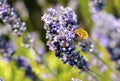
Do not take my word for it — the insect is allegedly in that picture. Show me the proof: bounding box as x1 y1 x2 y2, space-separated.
74 27 88 39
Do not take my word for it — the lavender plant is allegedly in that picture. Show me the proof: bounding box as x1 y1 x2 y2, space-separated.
13 56 38 81
78 39 94 53
90 0 120 69
89 0 106 13
0 1 40 80
0 0 26 36
1 0 120 81
0 77 4 81
0 0 6 14
0 28 15 61
0 29 40 81
42 6 93 72
92 11 120 64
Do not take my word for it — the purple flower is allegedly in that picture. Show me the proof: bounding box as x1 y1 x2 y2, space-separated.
14 56 38 81
0 33 15 61
91 9 120 63
42 6 91 72
0 0 7 14
89 0 106 13
15 56 29 69
0 1 26 36
78 39 94 53
0 77 4 81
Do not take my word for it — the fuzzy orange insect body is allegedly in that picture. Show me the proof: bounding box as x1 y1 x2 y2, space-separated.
74 28 88 39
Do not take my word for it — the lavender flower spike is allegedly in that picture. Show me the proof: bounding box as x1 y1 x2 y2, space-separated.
42 6 90 72
91 8 120 64
0 77 4 81
89 0 106 13
0 0 26 36
0 0 7 14
0 32 15 61
14 56 38 81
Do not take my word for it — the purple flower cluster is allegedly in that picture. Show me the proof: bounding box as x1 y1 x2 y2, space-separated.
89 0 106 13
0 0 6 14
89 0 120 65
42 6 90 72
0 77 4 81
0 33 39 81
0 1 38 80
91 10 120 63
0 32 15 61
0 0 26 36
78 39 94 53
14 56 38 81
0 29 38 81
